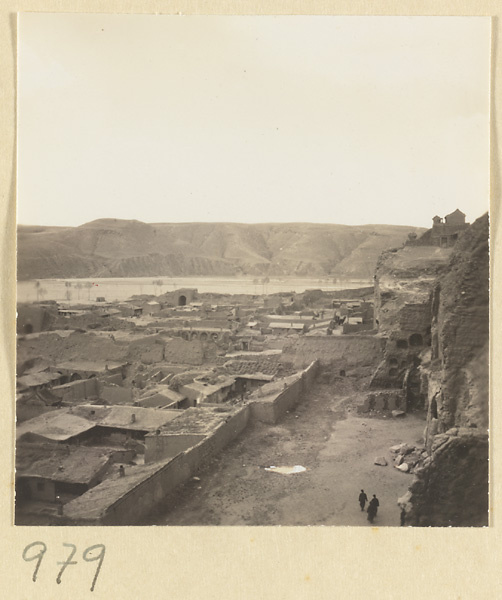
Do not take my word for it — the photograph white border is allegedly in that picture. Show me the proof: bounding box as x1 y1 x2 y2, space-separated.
1 2 500 598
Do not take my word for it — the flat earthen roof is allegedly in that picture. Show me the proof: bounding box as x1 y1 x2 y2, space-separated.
16 410 96 442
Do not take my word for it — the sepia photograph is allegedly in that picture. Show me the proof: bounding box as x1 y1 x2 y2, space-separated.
15 13 490 529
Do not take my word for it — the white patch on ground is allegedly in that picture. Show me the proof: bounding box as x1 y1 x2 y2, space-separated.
264 465 306 475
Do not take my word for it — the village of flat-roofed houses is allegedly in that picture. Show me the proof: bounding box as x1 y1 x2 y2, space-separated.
15 210 489 527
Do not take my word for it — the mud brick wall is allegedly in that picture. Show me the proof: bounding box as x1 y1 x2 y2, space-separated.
51 377 99 402
162 338 206 365
342 322 374 334
127 336 165 364
101 405 250 524
250 361 319 424
282 336 384 370
100 384 133 405
64 405 251 525
144 434 206 463
358 390 406 413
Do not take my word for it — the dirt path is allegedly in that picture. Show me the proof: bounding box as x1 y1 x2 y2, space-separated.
146 379 426 526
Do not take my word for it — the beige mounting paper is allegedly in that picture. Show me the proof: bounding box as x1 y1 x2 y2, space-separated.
1 2 501 599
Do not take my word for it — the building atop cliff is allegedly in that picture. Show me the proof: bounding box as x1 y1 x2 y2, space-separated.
430 209 469 247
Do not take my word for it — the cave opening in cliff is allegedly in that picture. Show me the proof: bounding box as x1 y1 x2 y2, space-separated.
405 367 423 409
178 295 187 306
431 397 438 420
409 333 423 347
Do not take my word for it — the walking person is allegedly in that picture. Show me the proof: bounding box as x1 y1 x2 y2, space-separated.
367 494 379 523
358 489 368 512
400 508 406 526
370 494 379 515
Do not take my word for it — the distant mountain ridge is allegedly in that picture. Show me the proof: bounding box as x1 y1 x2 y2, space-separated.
17 219 425 281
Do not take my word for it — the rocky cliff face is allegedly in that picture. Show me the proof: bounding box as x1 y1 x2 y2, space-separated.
371 245 452 395
372 214 489 526
17 220 424 280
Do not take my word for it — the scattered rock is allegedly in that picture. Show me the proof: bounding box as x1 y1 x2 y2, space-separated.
374 456 388 466
400 444 414 456
446 427 459 436
392 410 406 418
192 476 200 481
395 463 409 472
389 444 402 453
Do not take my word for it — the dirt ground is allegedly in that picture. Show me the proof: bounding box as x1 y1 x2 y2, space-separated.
146 378 426 527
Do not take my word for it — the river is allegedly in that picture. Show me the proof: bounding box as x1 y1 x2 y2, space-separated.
17 276 372 303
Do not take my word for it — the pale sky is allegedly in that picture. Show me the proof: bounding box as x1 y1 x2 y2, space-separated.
17 14 490 228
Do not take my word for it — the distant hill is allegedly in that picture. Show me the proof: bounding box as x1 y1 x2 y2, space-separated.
17 219 425 280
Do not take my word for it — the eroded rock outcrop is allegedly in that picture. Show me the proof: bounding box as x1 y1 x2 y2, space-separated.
371 214 489 526
371 244 452 404
395 214 489 526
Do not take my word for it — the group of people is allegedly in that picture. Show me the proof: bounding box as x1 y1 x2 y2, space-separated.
358 490 380 523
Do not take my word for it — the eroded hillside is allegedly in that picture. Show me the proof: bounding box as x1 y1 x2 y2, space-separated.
17 219 424 280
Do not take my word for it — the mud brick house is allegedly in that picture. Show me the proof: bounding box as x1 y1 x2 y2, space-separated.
52 360 127 382
180 375 237 404
17 302 57 334
143 300 161 315
17 405 182 446
70 405 182 443
17 370 66 392
268 321 308 334
16 445 115 504
51 377 100 403
143 405 245 463
17 410 97 445
168 326 232 343
162 288 198 307
137 386 188 409
431 209 469 247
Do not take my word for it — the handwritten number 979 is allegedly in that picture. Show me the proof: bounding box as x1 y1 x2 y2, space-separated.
23 542 105 591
